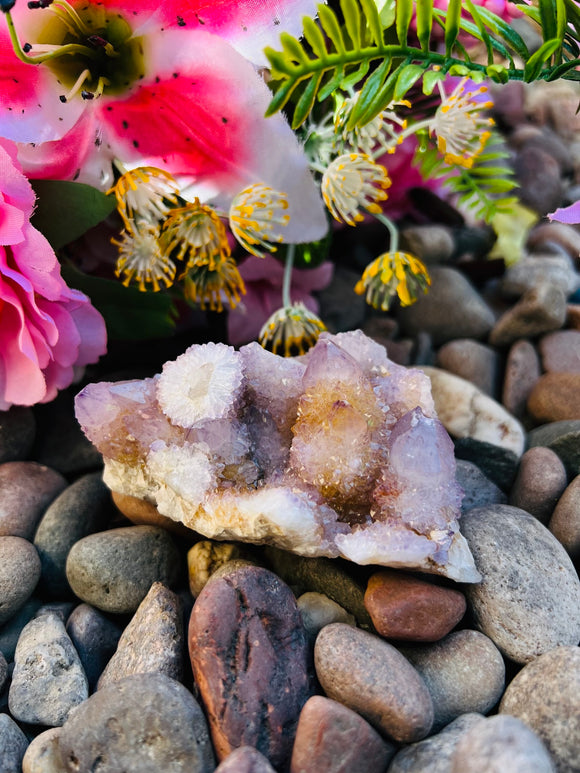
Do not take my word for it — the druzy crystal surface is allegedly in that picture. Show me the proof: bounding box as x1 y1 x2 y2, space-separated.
75 331 480 582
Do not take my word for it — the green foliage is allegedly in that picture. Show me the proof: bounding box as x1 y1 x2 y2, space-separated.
413 133 519 223
61 264 177 341
265 0 580 129
30 180 116 250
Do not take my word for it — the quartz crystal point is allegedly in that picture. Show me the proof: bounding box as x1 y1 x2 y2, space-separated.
75 331 480 582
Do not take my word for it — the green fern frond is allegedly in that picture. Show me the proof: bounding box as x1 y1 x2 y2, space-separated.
265 0 580 129
413 134 519 223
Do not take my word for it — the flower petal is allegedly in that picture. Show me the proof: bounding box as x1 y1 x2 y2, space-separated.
93 0 318 64
97 29 327 243
0 23 86 144
548 200 580 225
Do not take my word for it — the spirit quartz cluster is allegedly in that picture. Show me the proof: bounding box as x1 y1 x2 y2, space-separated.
75 330 480 582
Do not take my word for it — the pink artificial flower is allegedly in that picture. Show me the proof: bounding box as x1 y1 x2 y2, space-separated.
227 254 334 346
0 136 107 409
548 201 580 225
0 0 327 244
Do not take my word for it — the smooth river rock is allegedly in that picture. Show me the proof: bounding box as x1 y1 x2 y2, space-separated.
450 714 555 773
400 629 505 732
500 646 580 773
188 564 311 768
0 714 29 773
460 505 580 662
509 447 568 525
65 525 181 614
22 728 62 773
0 462 67 539
527 372 580 423
0 536 41 625
290 695 396 773
549 474 580 560
420 367 525 457
314 623 434 743
364 569 466 642
58 673 215 773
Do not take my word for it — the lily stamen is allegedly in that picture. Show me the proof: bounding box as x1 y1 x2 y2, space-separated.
50 0 92 37
3 8 98 65
59 68 91 103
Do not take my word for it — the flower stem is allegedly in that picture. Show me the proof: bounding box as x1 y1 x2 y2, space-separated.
282 243 295 308
373 212 399 253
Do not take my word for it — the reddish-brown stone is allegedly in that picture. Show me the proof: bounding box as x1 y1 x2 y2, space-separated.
527 372 580 423
290 696 395 773
364 570 466 642
215 746 277 772
188 565 311 769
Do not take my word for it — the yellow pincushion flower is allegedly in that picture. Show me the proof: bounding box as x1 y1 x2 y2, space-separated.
183 258 245 312
355 252 431 310
321 153 391 226
431 79 495 169
113 220 176 292
229 184 290 257
162 200 231 271
108 167 179 231
259 303 326 357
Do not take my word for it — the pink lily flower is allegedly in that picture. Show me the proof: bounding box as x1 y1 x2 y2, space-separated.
0 0 328 244
0 136 107 409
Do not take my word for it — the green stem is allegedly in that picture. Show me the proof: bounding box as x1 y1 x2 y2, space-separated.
373 212 399 253
282 243 295 308
4 9 98 64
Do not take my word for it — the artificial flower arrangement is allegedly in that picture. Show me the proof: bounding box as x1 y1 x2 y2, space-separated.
0 0 579 408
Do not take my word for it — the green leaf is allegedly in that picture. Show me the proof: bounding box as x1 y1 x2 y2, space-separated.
359 0 383 44
341 0 362 48
416 0 433 51
539 0 558 41
394 63 425 101
396 0 413 45
341 59 370 90
61 265 177 341
279 32 309 65
318 4 346 53
422 68 446 95
374 0 396 29
470 4 529 60
303 16 328 59
318 64 346 101
293 71 325 128
486 63 509 83
348 56 392 128
523 37 562 81
444 0 462 54
30 180 116 251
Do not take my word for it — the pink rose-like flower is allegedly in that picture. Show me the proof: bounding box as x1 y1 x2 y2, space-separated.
0 137 107 409
227 255 334 346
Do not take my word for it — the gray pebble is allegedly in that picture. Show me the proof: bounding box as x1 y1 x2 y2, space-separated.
388 713 485 773
489 284 567 347
65 525 181 614
500 254 579 299
397 267 495 346
0 406 35 463
58 673 215 773
34 472 114 598
549 474 580 560
9 611 88 726
502 339 541 420
509 447 568 525
0 713 29 773
0 536 41 625
450 714 555 773
528 221 580 261
65 603 123 691
400 630 505 732
500 646 580 773
22 728 63 773
314 623 433 743
527 420 580 480
0 462 67 539
0 649 7 693
456 460 507 514
97 582 183 689
297 592 356 638
399 225 455 264
460 505 580 662
0 598 43 661
436 339 501 397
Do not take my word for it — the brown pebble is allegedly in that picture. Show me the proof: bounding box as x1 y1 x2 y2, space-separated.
539 330 580 373
290 695 396 773
0 462 67 540
112 491 194 538
527 372 580 423
314 623 434 743
188 565 311 768
566 304 580 330
509 447 568 524
436 339 500 397
502 339 541 419
364 570 466 642
549 474 580 560
490 285 567 347
215 746 277 773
